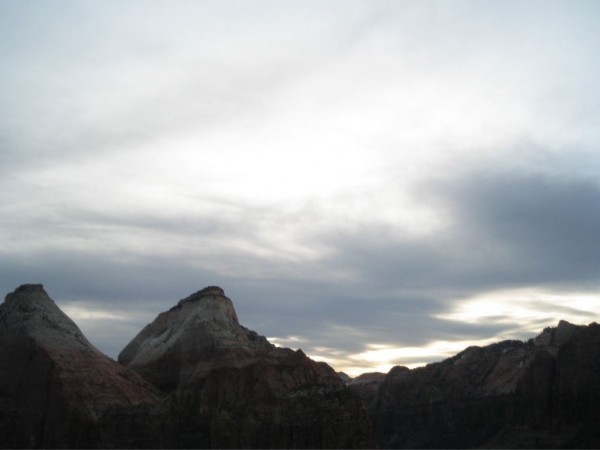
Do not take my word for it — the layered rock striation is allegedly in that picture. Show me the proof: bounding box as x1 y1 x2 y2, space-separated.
370 320 600 448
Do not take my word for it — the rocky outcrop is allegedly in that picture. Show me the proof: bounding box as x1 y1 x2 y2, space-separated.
0 284 161 448
370 320 600 448
118 286 374 448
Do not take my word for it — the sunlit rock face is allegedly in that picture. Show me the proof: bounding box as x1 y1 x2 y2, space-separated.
370 320 600 449
0 284 161 449
119 286 374 448
118 286 274 391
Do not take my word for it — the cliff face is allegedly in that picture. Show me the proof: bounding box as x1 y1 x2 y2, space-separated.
370 320 600 448
0 284 161 448
118 286 374 449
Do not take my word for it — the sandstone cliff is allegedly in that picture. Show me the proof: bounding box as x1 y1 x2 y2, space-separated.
0 284 161 448
118 286 374 448
370 320 600 448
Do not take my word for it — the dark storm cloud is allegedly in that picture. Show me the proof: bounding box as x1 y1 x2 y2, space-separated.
432 171 600 286
318 170 600 294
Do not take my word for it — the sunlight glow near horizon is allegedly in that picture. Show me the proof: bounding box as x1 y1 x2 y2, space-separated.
52 286 600 378
437 289 600 331
271 288 600 377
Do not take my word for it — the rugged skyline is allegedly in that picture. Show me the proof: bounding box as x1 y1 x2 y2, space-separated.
1 1 600 375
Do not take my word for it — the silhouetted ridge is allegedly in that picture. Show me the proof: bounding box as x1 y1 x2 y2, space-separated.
369 320 600 448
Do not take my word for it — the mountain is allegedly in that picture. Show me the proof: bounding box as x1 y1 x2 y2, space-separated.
369 320 600 448
0 284 374 448
118 286 374 448
3 283 600 449
0 284 161 448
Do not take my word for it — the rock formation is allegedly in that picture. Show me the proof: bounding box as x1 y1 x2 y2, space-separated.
370 320 600 448
118 286 374 448
0 284 374 449
0 284 161 448
3 283 600 449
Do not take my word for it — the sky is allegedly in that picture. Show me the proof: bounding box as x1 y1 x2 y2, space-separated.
1 0 600 376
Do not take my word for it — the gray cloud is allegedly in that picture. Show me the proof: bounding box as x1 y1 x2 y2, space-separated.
2 160 600 364
2 1 600 372
431 171 600 286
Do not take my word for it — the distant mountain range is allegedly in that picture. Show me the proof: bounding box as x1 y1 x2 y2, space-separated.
1 284 599 448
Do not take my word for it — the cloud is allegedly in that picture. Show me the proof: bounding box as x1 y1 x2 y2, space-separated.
2 156 600 372
1 1 600 374
429 170 600 287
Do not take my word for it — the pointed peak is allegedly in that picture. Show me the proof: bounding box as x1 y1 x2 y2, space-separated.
13 283 46 292
195 286 226 297
118 287 274 381
5 283 48 301
1 284 93 351
169 286 227 311
557 319 574 328
534 319 584 348
4 284 54 310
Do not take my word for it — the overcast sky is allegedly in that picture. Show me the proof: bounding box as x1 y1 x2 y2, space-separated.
2 0 600 375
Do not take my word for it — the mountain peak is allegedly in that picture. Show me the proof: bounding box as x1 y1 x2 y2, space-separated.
1 283 93 351
118 287 374 447
118 287 271 385
534 319 584 349
170 285 230 310
5 283 51 306
193 285 226 297
7 282 46 294
0 285 162 448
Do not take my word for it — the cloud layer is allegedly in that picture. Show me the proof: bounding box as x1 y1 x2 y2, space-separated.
1 1 600 375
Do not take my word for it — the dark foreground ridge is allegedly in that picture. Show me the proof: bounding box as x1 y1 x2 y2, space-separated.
366 320 600 448
1 284 600 448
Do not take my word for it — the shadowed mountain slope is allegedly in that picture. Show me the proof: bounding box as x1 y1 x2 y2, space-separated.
0 284 161 448
370 320 600 448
